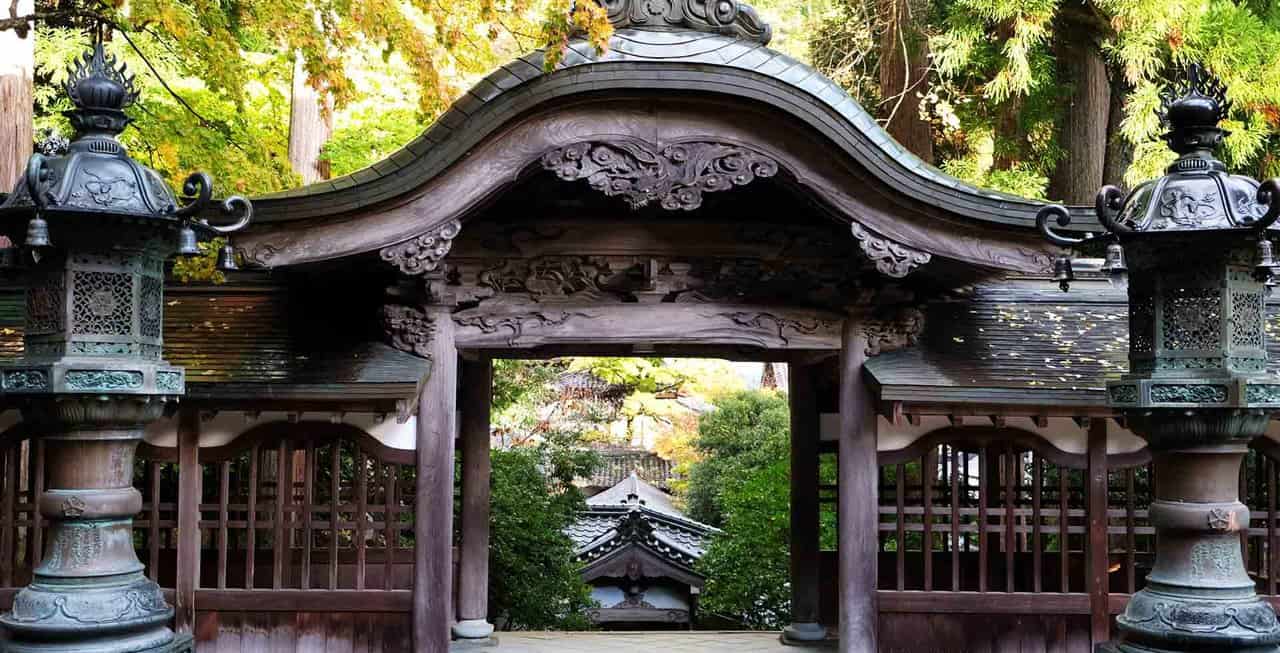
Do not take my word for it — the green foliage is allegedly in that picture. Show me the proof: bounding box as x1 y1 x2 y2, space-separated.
684 390 790 527
697 460 793 629
321 106 423 178
487 432 599 631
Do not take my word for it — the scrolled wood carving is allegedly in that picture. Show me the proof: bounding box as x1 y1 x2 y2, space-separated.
540 140 779 211
380 219 462 276
862 308 925 356
850 222 931 278
383 305 436 360
454 310 594 346
719 311 839 345
588 0 773 44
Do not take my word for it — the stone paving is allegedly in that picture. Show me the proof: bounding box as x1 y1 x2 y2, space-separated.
474 631 802 652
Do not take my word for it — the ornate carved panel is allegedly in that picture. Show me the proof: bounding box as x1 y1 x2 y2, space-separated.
588 0 772 44
379 219 462 276
540 140 779 211
850 222 931 278
862 308 925 356
383 305 437 360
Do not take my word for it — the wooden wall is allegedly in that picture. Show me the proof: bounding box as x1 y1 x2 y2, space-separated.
194 611 412 652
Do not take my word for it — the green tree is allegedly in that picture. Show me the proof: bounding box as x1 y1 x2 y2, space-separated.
487 432 599 630
684 390 790 527
697 460 793 629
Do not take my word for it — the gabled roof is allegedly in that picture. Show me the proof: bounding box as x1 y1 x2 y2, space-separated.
568 473 719 575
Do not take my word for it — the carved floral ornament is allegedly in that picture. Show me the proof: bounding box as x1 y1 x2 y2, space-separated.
379 219 462 276
383 305 437 360
589 0 773 44
540 140 780 212
850 223 932 278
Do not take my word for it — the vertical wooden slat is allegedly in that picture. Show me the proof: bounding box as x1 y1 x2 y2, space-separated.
922 449 934 591
1087 419 1109 646
951 447 960 592
302 441 315 590
1243 462 1251 568
1060 464 1070 593
246 444 259 590
1270 459 1277 596
1126 467 1137 594
978 447 988 593
0 446 12 587
356 448 368 591
384 463 397 591
148 460 161 581
329 440 340 590
31 440 42 568
1032 454 1042 593
1004 445 1016 593
4 445 16 583
272 440 289 589
175 407 201 634
218 461 229 589
895 462 905 591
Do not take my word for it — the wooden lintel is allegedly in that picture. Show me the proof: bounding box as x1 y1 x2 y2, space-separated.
453 303 844 351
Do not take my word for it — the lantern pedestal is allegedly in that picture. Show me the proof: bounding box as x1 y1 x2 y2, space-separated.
1106 416 1280 652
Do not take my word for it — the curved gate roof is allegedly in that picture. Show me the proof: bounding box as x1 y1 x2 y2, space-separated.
237 1 1091 273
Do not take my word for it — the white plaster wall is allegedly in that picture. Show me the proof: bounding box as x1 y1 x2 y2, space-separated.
820 412 1147 456
142 411 420 450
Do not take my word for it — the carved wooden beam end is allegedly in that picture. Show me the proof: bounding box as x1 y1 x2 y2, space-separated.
540 140 779 212
859 307 925 356
850 222 932 278
379 219 462 276
383 305 438 360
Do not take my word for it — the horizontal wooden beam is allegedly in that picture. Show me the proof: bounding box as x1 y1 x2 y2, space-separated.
877 591 1091 615
194 589 411 612
453 303 844 351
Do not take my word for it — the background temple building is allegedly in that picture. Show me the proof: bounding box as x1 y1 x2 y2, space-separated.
2 1 1279 652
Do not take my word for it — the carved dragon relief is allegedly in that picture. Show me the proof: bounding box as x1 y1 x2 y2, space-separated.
379 219 463 276
717 311 840 345
850 222 932 278
382 305 437 360
861 307 926 356
540 140 779 212
454 310 597 346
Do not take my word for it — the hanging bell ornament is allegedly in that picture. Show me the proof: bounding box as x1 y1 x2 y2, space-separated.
25 215 49 249
1052 253 1074 292
177 225 200 256
1257 239 1277 282
1100 241 1128 287
215 241 238 272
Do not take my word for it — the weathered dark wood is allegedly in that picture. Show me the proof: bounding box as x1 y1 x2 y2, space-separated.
896 462 906 591
247 444 259 590
217 460 229 590
978 447 988 593
149 460 161 581
1060 464 1070 593
0 446 12 587
951 447 960 592
194 590 412 613
1033 454 1042 593
356 448 368 591
383 463 396 592
1270 460 1277 596
839 318 877 652
330 441 341 591
1005 445 1015 593
1086 419 1108 645
302 442 315 590
1125 467 1136 594
878 426 1089 470
273 440 289 590
176 407 201 633
877 590 1091 614
414 306 456 653
30 439 42 568
923 448 934 591
457 358 494 628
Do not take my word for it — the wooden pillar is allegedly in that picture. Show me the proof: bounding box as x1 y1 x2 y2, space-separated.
175 407 201 634
0 0 34 189
414 307 457 653
785 359 825 643
839 319 878 653
1086 418 1109 646
453 357 494 640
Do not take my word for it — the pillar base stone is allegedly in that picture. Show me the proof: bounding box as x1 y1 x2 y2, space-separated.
451 619 495 640
781 623 832 647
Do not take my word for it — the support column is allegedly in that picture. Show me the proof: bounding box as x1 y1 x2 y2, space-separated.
785 359 825 644
454 357 495 642
174 408 201 635
414 306 456 653
839 320 878 653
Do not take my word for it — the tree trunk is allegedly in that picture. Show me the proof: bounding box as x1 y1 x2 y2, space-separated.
1103 71 1134 188
288 53 333 185
992 20 1025 171
0 0 34 190
878 0 934 163
1047 3 1111 204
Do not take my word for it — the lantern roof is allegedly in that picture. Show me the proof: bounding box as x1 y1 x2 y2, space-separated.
1038 64 1280 246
